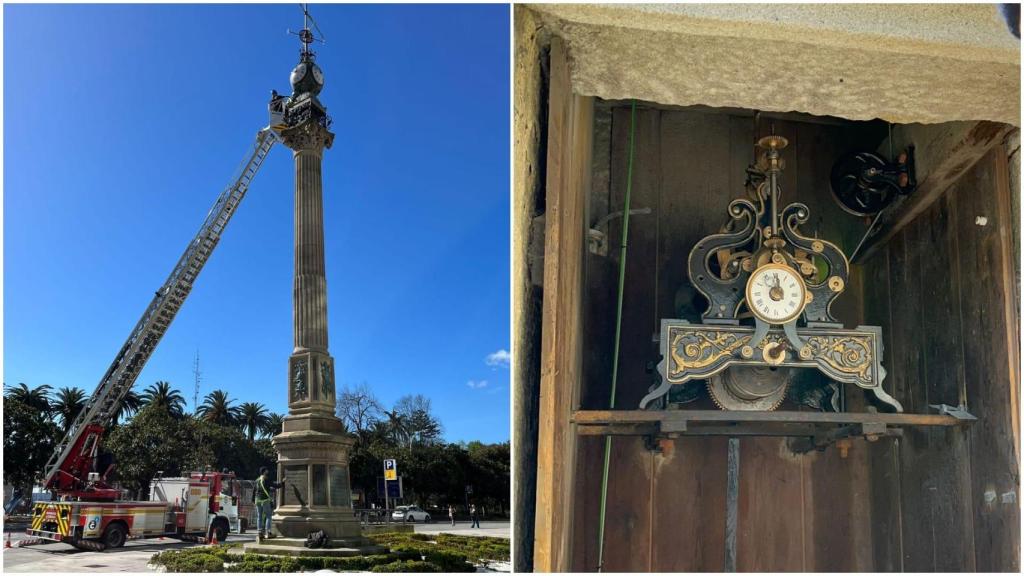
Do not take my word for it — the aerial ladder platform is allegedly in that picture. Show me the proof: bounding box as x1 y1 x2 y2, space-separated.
42 126 279 500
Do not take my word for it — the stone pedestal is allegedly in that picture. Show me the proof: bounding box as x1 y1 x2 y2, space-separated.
270 411 362 539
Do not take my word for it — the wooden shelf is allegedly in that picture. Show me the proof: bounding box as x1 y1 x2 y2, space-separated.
572 410 970 449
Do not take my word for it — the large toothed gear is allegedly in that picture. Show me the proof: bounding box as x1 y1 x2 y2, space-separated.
707 366 794 411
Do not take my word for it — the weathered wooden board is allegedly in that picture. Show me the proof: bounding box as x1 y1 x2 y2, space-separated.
650 436 728 571
952 150 1021 572
917 192 976 572
607 106 662 409
735 437 806 571
861 145 1020 572
533 36 592 573
572 103 1017 572
601 436 654 571
650 110 731 571
580 107 891 572
888 219 938 571
859 250 903 572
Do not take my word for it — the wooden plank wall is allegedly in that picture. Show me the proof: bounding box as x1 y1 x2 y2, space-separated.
860 147 1021 572
534 37 592 572
574 103 889 571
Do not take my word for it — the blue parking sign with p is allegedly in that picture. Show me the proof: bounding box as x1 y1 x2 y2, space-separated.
384 458 397 480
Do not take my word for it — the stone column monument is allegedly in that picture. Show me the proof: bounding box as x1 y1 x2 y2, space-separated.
247 19 382 557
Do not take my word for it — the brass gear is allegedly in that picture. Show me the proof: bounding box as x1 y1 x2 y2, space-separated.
707 366 793 411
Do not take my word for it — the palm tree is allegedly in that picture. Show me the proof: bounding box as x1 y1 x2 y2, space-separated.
4 383 53 414
140 381 186 416
238 402 269 442
111 389 143 425
196 390 239 427
261 412 285 438
383 410 411 447
52 387 87 432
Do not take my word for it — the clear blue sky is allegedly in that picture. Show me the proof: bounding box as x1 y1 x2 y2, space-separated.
3 4 510 443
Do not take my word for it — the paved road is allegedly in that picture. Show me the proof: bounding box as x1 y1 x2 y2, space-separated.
2 522 510 572
414 520 510 538
1 528 258 573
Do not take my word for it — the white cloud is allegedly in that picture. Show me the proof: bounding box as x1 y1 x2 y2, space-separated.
466 380 489 390
485 349 511 368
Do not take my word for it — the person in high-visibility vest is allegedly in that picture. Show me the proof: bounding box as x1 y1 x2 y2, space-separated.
255 467 285 540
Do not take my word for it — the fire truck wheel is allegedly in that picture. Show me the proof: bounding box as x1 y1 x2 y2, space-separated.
102 522 128 549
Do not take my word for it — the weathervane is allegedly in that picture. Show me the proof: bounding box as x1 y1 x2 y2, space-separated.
288 4 326 59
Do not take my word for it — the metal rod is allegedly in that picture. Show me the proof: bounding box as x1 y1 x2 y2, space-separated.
573 409 966 427
597 99 637 572
725 437 740 572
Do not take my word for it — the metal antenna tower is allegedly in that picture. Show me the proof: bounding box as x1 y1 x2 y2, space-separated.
192 350 202 413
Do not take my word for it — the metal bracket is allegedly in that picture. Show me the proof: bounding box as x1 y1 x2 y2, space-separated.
588 208 652 256
929 403 977 421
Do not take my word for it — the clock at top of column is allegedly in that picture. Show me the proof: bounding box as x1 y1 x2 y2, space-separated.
290 53 325 97
268 11 335 153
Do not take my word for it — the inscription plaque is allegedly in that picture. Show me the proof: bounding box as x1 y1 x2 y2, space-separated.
330 465 351 509
284 465 308 507
312 464 328 506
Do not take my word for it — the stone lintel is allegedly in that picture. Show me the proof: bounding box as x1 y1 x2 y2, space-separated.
529 4 1020 126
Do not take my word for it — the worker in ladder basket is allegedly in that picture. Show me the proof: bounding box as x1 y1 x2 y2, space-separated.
254 467 285 540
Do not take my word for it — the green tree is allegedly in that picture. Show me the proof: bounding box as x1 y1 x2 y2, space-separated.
261 412 285 438
140 381 186 416
186 418 273 480
112 389 143 425
104 405 192 497
4 383 53 414
394 394 443 446
406 409 442 445
3 398 60 493
238 402 269 442
382 410 411 447
196 390 240 427
466 441 511 515
52 386 88 432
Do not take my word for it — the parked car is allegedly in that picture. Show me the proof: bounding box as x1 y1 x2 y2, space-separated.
391 505 432 523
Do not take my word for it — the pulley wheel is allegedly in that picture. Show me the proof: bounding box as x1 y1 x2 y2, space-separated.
830 152 900 217
708 366 793 411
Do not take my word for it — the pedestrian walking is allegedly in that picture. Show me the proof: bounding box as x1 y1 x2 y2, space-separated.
449 504 456 527
255 467 285 540
470 504 480 528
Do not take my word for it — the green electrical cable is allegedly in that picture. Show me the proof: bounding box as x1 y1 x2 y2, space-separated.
597 99 637 572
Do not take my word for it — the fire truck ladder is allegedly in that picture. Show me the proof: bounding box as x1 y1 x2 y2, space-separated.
42 128 279 490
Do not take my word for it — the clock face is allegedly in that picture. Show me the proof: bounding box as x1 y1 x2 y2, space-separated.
290 63 308 86
745 263 807 324
312 65 324 85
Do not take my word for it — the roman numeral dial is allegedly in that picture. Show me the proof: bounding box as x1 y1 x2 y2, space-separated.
745 262 808 324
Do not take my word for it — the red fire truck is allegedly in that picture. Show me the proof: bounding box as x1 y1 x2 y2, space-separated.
25 116 284 551
29 471 242 550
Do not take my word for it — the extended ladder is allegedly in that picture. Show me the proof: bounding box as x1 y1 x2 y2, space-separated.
42 128 279 490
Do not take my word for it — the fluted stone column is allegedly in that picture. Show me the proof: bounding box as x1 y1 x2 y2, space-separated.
293 142 329 355
267 120 369 546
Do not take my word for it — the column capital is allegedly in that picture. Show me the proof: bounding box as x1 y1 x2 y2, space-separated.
281 121 335 152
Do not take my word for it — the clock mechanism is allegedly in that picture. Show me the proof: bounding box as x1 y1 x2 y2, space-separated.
641 134 903 413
